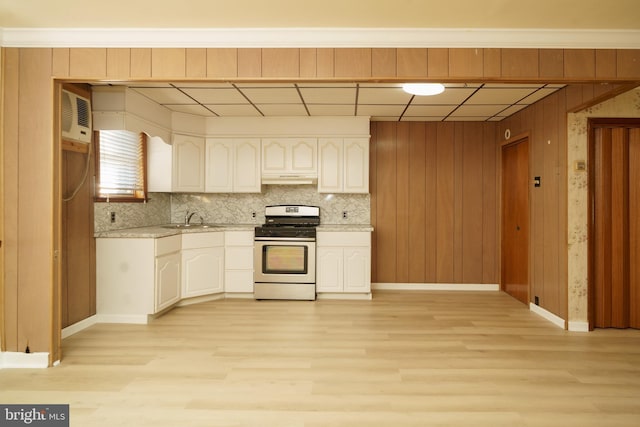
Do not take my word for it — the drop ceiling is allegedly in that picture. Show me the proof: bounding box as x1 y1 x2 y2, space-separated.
106 82 565 122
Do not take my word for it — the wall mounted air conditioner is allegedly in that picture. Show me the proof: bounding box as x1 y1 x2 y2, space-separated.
61 89 92 143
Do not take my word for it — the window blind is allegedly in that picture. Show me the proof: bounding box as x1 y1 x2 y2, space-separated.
98 130 146 199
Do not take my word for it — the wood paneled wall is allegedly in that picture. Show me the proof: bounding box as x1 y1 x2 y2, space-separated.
2 48 54 356
2 46 639 360
498 86 589 319
47 48 640 81
370 122 498 285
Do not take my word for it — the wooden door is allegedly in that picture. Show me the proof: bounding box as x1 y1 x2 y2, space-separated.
501 138 529 305
589 119 640 329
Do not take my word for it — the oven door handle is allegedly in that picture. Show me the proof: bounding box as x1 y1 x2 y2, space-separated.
254 237 316 242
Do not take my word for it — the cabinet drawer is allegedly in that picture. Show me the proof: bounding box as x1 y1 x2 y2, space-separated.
155 235 181 256
182 231 224 249
317 231 370 247
225 231 253 246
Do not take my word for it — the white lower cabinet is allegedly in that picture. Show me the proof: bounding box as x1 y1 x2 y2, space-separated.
224 231 254 293
181 232 225 298
97 235 182 322
316 231 371 294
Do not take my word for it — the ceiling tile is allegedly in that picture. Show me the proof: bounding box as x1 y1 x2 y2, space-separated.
497 104 529 116
410 87 477 105
401 116 446 121
307 104 355 116
132 87 195 104
448 104 507 117
256 103 309 116
357 104 405 117
299 87 357 104
206 104 261 116
358 87 413 104
182 88 248 104
465 87 539 105
403 105 457 117
173 82 234 89
164 104 216 116
235 83 296 88
238 87 301 104
444 116 490 121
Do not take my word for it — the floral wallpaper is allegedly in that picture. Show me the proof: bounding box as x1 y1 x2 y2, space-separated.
567 87 640 326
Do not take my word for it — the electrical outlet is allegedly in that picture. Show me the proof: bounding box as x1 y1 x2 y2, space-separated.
252 212 256 218
110 212 116 223
342 211 348 219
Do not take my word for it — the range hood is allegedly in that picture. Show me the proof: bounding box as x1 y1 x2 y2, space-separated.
261 174 318 185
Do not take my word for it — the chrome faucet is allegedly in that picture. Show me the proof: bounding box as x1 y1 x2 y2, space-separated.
185 210 198 225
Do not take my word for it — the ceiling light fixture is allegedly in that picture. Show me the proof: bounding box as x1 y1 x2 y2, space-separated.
402 83 445 96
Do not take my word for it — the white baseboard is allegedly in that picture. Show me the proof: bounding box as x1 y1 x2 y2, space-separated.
224 293 255 299
94 314 150 324
568 321 590 332
529 303 566 329
177 293 225 307
316 292 372 300
0 351 50 369
61 315 99 339
373 283 500 291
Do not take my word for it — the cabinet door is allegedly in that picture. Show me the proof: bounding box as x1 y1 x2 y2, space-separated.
147 135 173 192
205 138 233 192
182 247 224 298
318 138 343 193
343 138 369 193
234 138 261 192
262 138 317 175
316 247 344 292
343 247 371 293
225 270 254 293
290 138 317 174
172 134 205 192
262 139 288 174
155 252 181 312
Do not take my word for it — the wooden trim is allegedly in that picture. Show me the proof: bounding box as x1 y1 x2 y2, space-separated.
0 47 5 352
61 139 89 153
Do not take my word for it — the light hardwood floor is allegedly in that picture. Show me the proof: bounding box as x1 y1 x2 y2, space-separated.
2 291 640 426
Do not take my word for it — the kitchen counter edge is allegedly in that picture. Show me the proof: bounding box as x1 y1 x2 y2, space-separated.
95 224 374 238
94 224 255 238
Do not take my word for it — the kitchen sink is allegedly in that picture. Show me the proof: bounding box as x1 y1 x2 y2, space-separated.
161 224 220 229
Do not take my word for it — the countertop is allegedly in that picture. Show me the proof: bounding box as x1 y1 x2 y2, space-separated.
95 223 373 238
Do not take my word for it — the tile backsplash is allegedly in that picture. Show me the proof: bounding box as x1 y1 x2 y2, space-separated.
171 185 370 225
94 193 171 232
95 186 370 232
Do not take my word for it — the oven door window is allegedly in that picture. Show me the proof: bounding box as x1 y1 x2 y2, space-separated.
262 245 308 274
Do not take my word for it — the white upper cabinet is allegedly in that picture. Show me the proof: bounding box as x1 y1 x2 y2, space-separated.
262 138 317 178
205 139 233 192
205 138 261 193
147 135 173 193
172 134 205 192
318 137 369 193
234 139 261 192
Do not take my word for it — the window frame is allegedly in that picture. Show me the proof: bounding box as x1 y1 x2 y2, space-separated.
94 130 148 203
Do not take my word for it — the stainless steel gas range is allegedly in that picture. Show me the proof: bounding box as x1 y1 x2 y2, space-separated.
253 205 320 300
